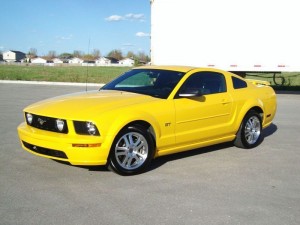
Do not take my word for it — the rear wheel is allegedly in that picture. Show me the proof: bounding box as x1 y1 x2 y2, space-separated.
234 110 262 149
108 125 155 175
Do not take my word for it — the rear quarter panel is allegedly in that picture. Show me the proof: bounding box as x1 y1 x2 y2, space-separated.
225 72 277 132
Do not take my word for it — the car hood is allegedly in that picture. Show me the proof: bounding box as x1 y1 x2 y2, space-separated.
24 90 158 120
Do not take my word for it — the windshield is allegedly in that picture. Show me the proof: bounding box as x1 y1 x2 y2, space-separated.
100 69 185 99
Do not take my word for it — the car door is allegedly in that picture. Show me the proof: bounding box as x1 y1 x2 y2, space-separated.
174 71 233 145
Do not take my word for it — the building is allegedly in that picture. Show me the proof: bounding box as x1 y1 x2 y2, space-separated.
2 50 26 62
95 57 111 65
31 57 47 64
106 57 119 64
119 58 134 66
53 58 63 64
69 57 84 64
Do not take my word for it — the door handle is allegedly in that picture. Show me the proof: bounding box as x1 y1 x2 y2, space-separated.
221 99 230 104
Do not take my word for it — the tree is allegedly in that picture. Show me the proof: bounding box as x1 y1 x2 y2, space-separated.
126 51 135 59
83 54 95 61
28 48 37 59
92 49 101 59
59 53 73 59
137 51 150 63
73 50 83 58
107 49 123 60
47 50 56 59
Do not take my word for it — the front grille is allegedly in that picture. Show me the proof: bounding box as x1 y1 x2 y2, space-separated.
22 141 68 159
25 113 68 134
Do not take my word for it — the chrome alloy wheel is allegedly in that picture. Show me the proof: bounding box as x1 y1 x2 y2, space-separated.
114 132 149 170
244 116 261 145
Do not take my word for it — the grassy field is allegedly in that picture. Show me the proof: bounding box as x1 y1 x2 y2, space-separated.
0 65 130 84
0 65 300 90
245 72 300 86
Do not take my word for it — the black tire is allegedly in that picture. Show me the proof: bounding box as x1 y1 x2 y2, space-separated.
108 125 155 175
234 110 262 149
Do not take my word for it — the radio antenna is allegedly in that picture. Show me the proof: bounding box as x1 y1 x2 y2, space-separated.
85 38 91 92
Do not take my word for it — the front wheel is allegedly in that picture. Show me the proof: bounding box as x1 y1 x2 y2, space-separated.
108 125 155 175
234 111 262 149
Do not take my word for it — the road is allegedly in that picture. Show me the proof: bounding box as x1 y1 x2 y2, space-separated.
0 83 299 225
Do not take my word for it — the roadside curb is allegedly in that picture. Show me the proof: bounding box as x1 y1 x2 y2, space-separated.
0 80 104 87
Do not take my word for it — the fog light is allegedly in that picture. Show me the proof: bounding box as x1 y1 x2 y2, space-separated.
26 113 33 124
87 122 97 135
56 119 65 132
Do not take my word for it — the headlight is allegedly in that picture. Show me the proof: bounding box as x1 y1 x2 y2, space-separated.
56 119 65 132
26 113 33 124
86 122 97 135
74 121 100 136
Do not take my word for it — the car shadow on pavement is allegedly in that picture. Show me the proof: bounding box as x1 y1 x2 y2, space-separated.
52 160 110 172
148 142 234 172
148 123 278 173
262 123 278 139
53 123 278 173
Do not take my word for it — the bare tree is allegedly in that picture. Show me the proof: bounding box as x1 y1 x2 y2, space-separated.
83 54 95 61
107 49 123 60
73 50 83 58
28 48 37 59
92 49 101 59
137 51 149 63
126 51 135 59
47 50 57 59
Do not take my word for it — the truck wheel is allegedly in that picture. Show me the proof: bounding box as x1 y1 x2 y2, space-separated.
234 110 262 149
108 125 155 175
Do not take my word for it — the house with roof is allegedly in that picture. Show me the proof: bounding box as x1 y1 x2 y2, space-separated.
53 58 63 64
82 60 96 66
31 57 47 64
69 57 84 64
119 58 134 66
2 50 26 62
106 57 119 64
95 57 111 65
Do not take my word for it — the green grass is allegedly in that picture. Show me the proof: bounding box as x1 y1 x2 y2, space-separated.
1 65 300 91
0 65 130 84
245 72 300 91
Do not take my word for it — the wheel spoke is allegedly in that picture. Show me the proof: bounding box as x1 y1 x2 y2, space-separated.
133 155 142 164
133 137 141 147
128 134 134 145
121 155 131 167
135 140 144 150
123 135 130 147
116 146 128 152
126 156 134 167
115 150 127 157
136 151 146 160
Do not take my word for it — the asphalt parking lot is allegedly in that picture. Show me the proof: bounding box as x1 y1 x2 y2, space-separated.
0 83 299 225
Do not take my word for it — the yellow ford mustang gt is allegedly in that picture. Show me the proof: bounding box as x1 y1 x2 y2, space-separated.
18 66 277 175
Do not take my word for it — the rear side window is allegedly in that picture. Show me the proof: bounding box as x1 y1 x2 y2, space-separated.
232 76 247 89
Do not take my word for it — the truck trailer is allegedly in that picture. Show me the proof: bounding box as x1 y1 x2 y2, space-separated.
150 0 300 77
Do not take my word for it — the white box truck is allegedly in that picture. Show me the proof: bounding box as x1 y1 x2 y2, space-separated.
150 0 300 75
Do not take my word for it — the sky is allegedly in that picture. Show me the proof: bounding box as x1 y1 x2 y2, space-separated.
0 0 151 57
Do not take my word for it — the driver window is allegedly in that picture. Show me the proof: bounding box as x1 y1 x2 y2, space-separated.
179 71 227 95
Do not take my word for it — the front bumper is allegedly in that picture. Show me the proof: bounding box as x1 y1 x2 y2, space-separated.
17 122 110 166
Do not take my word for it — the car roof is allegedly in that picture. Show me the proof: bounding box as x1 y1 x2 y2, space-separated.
134 65 196 73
